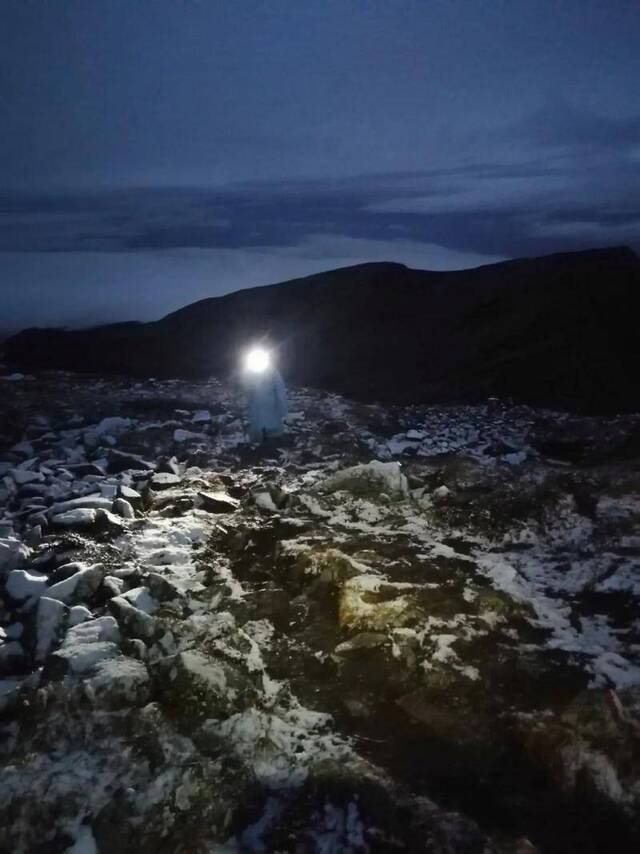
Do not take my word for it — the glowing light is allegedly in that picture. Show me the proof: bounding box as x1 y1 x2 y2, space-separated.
244 347 271 373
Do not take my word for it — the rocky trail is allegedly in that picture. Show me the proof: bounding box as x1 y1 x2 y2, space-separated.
1 369 639 853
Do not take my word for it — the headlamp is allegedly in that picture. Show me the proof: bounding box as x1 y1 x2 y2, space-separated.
244 347 271 373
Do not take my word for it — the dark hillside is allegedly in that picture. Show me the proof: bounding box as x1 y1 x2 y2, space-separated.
6 247 640 412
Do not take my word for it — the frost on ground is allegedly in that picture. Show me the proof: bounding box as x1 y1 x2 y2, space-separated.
1 370 640 853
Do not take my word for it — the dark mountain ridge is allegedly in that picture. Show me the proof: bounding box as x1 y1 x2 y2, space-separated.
5 246 640 412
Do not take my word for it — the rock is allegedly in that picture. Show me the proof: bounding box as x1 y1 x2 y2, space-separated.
159 456 182 476
35 597 68 662
339 575 417 631
46 563 105 605
99 483 118 499
84 656 150 708
50 640 120 676
150 490 195 515
395 678 489 745
0 536 29 575
432 484 451 502
406 429 426 441
5 568 48 601
149 472 182 490
321 460 409 500
83 416 132 447
25 511 47 530
65 615 120 646
121 586 158 614
48 494 114 517
106 448 155 474
521 687 640 814
49 561 86 585
24 525 42 546
112 498 134 520
66 825 98 854
109 596 157 639
174 428 202 443
63 462 105 477
0 640 27 676
95 508 127 534
334 632 389 655
253 491 278 512
146 572 184 601
51 508 98 528
291 548 371 586
192 409 211 423
127 638 148 661
5 622 23 640
0 677 23 712
119 484 142 507
197 490 240 513
68 605 93 626
155 650 255 722
11 468 44 485
102 575 124 598
247 586 290 631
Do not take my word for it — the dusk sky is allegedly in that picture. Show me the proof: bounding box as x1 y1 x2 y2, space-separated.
2 0 639 333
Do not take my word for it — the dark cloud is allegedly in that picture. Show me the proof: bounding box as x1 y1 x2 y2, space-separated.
512 100 640 154
1 140 639 261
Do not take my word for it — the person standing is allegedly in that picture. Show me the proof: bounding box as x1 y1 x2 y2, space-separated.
242 347 288 444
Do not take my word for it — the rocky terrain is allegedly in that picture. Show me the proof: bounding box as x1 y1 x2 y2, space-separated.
1 368 639 853
5 246 640 413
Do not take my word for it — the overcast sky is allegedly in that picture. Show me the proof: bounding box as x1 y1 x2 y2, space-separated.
1 0 639 332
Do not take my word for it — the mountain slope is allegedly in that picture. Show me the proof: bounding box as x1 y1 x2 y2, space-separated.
5 246 640 412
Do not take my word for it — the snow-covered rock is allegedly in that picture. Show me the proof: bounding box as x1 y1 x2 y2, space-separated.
0 536 29 575
432 484 451 501
120 586 158 614
192 409 211 423
51 640 120 675
109 596 157 639
5 568 48 601
253 491 278 512
83 416 132 447
119 484 142 506
84 656 150 708
197 490 240 513
35 597 68 662
51 508 98 528
150 472 181 490
64 616 121 647
156 650 255 720
68 605 93 626
46 563 105 605
174 428 203 443
113 497 135 518
321 460 409 500
49 493 114 517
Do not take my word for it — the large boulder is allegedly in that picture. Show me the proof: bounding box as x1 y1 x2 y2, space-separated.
84 657 151 708
339 575 419 631
155 650 256 723
320 460 409 500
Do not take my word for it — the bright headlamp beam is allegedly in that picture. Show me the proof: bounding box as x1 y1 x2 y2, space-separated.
244 347 271 373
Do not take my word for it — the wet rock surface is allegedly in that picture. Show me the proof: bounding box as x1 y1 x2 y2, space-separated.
1 369 639 852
